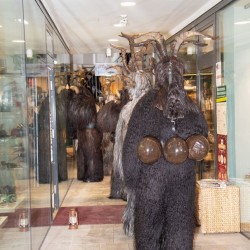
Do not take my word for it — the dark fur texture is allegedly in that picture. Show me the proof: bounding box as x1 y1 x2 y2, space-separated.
110 72 152 200
56 90 68 182
97 89 129 176
122 58 208 249
37 96 50 184
69 86 103 182
97 89 129 133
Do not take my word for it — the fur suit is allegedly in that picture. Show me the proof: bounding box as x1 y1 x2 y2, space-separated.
97 89 129 176
56 89 69 182
69 86 103 182
110 71 152 201
122 56 208 249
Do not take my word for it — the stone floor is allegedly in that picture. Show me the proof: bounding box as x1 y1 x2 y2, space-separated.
40 177 250 250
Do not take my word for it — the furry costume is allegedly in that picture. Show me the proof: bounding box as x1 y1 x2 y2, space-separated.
37 96 51 183
69 85 103 182
97 89 129 176
56 89 68 182
122 55 208 249
110 71 152 200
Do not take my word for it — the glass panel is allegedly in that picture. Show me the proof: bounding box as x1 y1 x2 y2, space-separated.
199 26 214 54
200 68 215 179
0 0 31 249
181 34 198 103
53 35 74 207
23 0 51 249
217 0 250 239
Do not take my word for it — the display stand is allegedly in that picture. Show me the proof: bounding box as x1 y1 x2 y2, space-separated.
196 179 240 233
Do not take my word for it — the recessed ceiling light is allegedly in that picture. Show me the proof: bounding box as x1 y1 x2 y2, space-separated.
108 39 119 42
120 1 136 7
12 40 25 43
113 23 125 27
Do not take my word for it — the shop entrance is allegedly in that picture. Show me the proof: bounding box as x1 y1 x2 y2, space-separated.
180 15 217 180
196 15 217 180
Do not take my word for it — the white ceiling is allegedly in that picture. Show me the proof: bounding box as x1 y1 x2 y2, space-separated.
41 0 223 55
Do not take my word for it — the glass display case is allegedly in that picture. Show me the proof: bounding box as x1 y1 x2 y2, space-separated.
0 0 71 249
0 0 31 248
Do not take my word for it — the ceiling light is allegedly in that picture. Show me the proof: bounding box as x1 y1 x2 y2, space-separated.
114 23 125 27
0 25 2 28
106 48 112 57
108 39 119 42
12 40 25 43
113 14 128 27
26 49 33 58
14 18 29 25
235 20 250 25
120 1 136 7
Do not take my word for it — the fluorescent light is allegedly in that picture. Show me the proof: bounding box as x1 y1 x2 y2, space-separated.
113 23 125 27
235 20 250 25
14 18 29 25
108 39 119 42
120 1 136 7
12 40 25 43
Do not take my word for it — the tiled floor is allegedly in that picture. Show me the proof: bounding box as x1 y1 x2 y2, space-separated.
40 177 250 250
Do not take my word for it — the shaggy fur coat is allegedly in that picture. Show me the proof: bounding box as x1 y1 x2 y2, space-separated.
97 89 129 176
122 57 208 249
69 86 103 182
110 71 152 200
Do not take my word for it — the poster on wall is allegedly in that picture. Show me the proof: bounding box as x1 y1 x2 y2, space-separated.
216 101 227 135
217 134 228 181
216 87 228 180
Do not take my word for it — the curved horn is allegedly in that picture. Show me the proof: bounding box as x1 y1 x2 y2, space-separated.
110 43 131 74
56 85 66 94
173 31 216 56
130 32 168 60
69 85 79 94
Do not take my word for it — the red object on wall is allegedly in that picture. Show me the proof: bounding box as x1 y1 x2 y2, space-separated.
217 134 228 180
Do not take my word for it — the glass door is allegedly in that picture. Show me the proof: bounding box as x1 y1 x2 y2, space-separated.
196 15 217 180
199 68 215 179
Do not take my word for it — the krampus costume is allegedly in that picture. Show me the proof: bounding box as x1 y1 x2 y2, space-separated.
122 32 209 249
110 71 152 200
109 35 155 200
97 89 129 176
69 85 103 182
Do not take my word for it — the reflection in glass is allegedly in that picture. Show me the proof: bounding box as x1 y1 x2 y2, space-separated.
200 68 215 179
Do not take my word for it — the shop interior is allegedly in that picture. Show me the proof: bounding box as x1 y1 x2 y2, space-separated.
0 0 250 249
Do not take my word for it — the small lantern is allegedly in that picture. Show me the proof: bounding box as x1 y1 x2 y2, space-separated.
68 208 78 229
18 211 29 232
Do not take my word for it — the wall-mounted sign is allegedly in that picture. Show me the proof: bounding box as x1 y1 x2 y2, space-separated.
95 63 122 76
216 85 226 102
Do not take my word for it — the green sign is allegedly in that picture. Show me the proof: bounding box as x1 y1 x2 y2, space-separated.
216 86 226 102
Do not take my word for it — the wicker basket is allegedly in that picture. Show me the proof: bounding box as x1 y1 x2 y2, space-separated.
196 180 240 233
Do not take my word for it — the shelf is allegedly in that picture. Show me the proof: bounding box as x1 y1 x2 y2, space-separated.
0 197 24 214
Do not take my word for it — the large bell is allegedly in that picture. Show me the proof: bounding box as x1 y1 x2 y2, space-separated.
163 136 188 164
137 136 161 164
186 135 209 161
